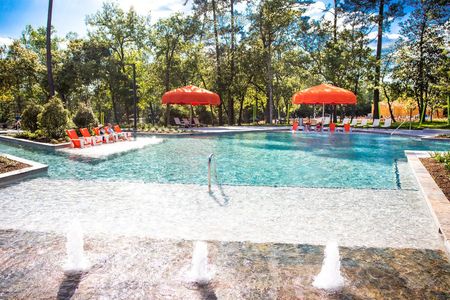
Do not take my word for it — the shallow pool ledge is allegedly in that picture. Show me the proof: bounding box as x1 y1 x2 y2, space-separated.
406 150 450 256
0 153 48 188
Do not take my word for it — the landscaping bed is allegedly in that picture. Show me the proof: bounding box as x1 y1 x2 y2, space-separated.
10 132 67 144
0 156 30 174
420 157 450 201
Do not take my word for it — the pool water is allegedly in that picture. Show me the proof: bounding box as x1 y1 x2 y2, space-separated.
0 132 448 189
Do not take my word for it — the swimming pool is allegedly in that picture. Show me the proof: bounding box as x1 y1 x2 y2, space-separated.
0 132 448 189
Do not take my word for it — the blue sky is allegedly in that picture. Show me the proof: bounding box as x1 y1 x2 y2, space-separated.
0 0 404 48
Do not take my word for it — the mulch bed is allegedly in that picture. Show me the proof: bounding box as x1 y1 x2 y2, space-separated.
420 157 450 201
0 156 30 175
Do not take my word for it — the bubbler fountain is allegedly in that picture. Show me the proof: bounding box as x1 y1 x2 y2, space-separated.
63 220 90 273
185 241 214 285
313 241 344 291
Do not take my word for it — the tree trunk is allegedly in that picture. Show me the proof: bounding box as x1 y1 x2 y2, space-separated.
212 0 224 125
46 0 55 98
227 0 235 125
382 85 396 122
265 42 273 124
238 95 244 126
373 0 384 120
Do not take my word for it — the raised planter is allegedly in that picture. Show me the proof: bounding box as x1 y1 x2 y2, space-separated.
0 135 70 151
0 153 48 188
406 150 450 254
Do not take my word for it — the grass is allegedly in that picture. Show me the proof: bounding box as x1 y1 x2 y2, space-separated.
391 120 450 130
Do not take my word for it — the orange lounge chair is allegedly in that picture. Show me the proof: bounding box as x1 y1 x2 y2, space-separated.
80 128 102 146
94 127 114 143
113 125 131 141
104 126 119 142
66 129 90 148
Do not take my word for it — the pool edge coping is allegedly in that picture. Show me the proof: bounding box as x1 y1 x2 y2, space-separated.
0 153 48 188
0 134 71 150
405 150 450 256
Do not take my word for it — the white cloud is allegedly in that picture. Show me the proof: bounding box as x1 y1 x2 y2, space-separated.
303 1 326 20
0 36 13 47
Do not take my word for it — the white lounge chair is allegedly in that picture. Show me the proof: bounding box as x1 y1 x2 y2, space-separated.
350 119 358 127
322 117 331 131
356 118 368 127
370 119 380 128
382 118 392 128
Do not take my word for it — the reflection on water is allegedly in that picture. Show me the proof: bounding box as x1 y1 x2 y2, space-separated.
1 229 449 299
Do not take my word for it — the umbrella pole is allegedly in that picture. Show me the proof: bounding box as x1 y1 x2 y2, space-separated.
322 103 325 119
190 105 193 126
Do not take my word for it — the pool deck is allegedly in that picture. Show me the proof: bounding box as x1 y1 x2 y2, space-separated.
406 150 450 254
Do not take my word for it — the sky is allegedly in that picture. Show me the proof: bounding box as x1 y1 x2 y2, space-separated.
0 0 404 48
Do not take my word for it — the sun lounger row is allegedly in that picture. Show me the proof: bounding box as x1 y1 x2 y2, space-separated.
293 118 392 132
174 117 204 128
66 125 131 148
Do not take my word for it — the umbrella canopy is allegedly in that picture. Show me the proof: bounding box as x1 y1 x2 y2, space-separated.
292 83 356 105
162 85 220 106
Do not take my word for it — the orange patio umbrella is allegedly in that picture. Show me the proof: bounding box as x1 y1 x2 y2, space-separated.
162 85 220 106
162 85 220 125
292 83 356 119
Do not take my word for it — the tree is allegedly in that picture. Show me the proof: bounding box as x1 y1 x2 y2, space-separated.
46 0 55 97
251 0 311 124
393 0 448 124
87 2 149 123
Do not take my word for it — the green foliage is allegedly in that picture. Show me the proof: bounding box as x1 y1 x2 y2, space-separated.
38 96 69 139
432 152 450 171
21 103 43 132
72 103 98 129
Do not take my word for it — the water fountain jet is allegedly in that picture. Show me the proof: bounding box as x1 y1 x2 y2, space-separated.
186 241 213 285
313 241 344 291
63 220 90 273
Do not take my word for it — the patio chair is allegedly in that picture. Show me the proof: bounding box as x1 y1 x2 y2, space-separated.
80 128 102 146
114 125 132 141
322 117 331 131
370 119 380 128
94 127 114 143
66 129 90 148
350 118 358 127
183 118 193 128
174 117 186 128
193 118 204 127
336 118 350 132
382 118 392 128
355 118 368 127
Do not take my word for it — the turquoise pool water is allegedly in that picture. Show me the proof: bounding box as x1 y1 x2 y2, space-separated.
0 132 448 189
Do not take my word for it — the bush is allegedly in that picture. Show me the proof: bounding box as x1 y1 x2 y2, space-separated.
21 103 43 132
433 151 450 171
72 103 98 129
38 96 69 139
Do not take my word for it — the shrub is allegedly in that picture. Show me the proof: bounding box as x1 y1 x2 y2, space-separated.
21 103 43 132
38 96 69 139
432 151 450 171
72 103 98 129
